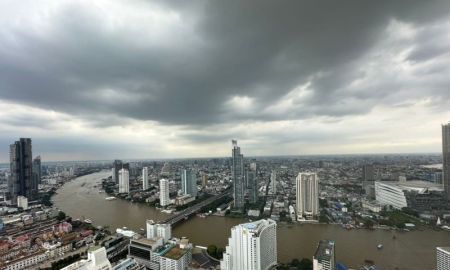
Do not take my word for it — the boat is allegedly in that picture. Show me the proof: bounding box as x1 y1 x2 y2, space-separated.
84 219 92 224
377 244 383 249
105 197 116 201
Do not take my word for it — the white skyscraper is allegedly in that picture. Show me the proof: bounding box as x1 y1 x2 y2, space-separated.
296 172 319 220
142 167 149 190
146 220 171 242
119 168 129 194
437 247 450 270
220 219 277 270
159 179 170 207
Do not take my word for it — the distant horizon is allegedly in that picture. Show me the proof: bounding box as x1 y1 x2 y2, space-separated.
0 151 443 165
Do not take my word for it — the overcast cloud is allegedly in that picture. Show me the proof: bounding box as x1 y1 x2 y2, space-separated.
1 0 450 162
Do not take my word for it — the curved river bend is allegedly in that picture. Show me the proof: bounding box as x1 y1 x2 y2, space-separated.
53 171 450 270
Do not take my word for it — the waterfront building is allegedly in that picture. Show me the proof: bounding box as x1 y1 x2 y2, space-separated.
443 123 450 200
175 194 195 206
128 237 192 270
9 138 36 203
113 160 129 184
160 179 170 207
181 169 197 197
62 246 112 270
296 172 319 220
313 240 336 270
246 170 258 204
220 219 277 270
112 258 144 270
437 247 450 270
375 180 445 210
270 171 277 194
142 167 149 190
118 168 129 194
231 140 245 210
32 156 41 187
146 220 171 242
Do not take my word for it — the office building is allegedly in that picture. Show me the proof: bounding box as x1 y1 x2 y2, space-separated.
362 164 374 181
296 172 319 220
9 138 36 202
181 169 197 197
17 196 28 210
146 220 171 242
160 179 170 207
437 247 450 270
246 169 258 204
220 219 277 270
142 167 149 190
118 168 129 194
231 140 245 209
270 171 277 194
443 123 450 200
32 156 41 188
375 180 445 210
62 246 112 270
313 240 336 270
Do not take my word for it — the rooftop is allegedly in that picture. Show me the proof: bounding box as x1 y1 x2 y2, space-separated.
314 240 335 262
163 246 187 261
377 180 443 192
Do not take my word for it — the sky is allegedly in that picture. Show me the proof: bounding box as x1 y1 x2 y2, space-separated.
1 0 450 162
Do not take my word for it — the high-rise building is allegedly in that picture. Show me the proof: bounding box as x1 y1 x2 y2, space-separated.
363 164 374 182
32 156 41 189
181 169 197 197
313 240 336 270
231 140 245 209
220 219 277 270
9 138 36 202
160 179 170 207
119 168 129 193
201 173 208 188
442 123 450 200
246 165 258 204
146 220 171 242
142 167 149 190
437 247 450 270
113 160 129 184
270 171 277 194
296 172 319 220
62 246 112 270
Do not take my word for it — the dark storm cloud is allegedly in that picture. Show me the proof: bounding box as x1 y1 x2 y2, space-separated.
1 0 450 127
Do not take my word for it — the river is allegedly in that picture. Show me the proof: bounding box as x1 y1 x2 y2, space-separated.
53 171 450 270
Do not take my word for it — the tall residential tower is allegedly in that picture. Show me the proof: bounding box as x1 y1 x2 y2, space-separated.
442 123 450 200
9 138 36 202
220 219 277 270
296 172 319 220
231 140 245 209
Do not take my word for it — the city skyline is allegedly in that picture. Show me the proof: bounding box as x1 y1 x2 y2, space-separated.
1 1 450 161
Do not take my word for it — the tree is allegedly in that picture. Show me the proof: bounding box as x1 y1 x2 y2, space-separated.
56 211 66 221
364 219 374 229
207 245 217 258
298 258 313 270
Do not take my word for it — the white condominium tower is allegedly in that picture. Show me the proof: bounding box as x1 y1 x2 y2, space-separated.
142 167 149 190
159 179 170 207
296 172 319 220
118 168 129 193
220 219 277 270
146 220 171 242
